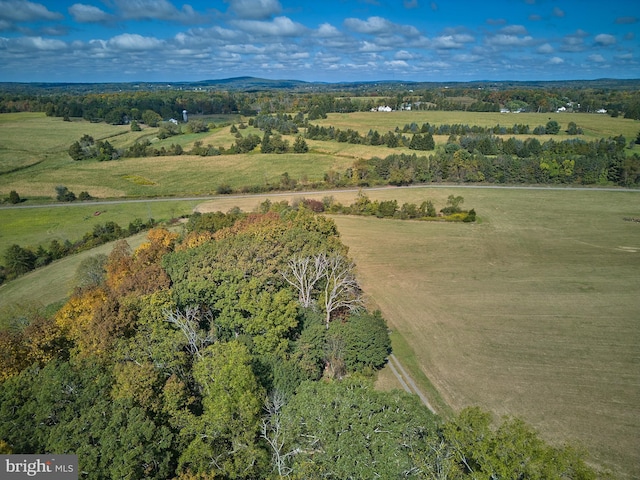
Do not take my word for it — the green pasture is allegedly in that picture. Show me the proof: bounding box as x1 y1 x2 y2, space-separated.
316 111 640 142
199 186 640 479
335 187 639 479
0 201 198 254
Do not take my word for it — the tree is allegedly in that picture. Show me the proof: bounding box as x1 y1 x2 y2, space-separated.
281 254 326 308
74 254 108 289
130 119 141 131
3 244 36 278
545 120 560 134
142 109 162 127
8 190 20 204
321 253 363 328
293 135 308 153
55 185 76 202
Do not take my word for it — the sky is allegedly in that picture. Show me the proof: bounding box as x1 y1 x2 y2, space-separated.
0 0 638 83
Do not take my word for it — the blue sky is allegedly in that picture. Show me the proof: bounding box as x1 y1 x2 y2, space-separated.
0 0 638 83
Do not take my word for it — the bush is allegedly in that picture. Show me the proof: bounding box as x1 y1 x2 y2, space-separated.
8 191 20 204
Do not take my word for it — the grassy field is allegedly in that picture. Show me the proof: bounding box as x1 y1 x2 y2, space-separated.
316 111 640 143
197 186 640 479
2 110 640 477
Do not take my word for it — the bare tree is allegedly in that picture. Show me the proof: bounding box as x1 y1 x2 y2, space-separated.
281 253 327 308
321 253 363 328
164 306 215 358
261 391 298 477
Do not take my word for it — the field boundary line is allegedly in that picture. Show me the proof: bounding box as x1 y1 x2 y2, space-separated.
388 353 436 414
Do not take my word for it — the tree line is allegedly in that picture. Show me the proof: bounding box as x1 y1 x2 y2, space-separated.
2 82 640 120
0 216 154 285
0 206 597 478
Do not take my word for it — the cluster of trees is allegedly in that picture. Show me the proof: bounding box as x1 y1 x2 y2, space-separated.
68 134 119 161
0 207 596 478
316 134 637 187
0 217 153 285
296 192 476 222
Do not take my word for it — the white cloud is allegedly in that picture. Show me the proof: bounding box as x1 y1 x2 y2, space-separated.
68 4 113 23
108 33 163 50
316 23 341 37
485 34 534 47
548 56 564 64
7 36 67 50
0 0 62 22
500 25 528 35
344 16 419 37
594 34 616 46
588 54 606 63
432 33 474 49
560 30 589 52
225 0 281 20
537 43 554 54
113 0 204 23
552 7 565 18
395 50 414 60
233 16 306 36
385 59 409 68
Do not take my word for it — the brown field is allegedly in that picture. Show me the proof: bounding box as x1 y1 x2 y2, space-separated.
198 186 640 479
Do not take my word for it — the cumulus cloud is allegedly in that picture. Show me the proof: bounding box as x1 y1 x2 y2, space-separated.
108 33 163 50
225 0 281 20
113 0 204 23
536 43 554 54
0 0 62 22
403 0 418 8
500 25 528 35
5 36 67 51
560 30 589 52
588 54 606 62
594 33 616 46
344 16 419 37
395 49 414 60
316 22 341 37
233 16 306 36
552 7 565 18
485 33 534 47
548 56 564 64
68 4 113 23
486 18 507 26
432 33 474 49
528 14 541 21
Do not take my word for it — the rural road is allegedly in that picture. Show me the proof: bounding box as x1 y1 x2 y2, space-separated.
1 184 636 211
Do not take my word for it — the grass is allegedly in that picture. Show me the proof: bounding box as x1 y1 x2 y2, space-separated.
315 111 640 143
328 187 639 479
0 201 199 254
0 231 152 327
2 110 640 477
200 186 640 478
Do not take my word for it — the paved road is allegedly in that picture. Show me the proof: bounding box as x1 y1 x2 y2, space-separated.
1 184 636 211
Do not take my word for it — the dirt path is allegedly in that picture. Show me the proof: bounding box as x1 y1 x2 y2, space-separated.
388 353 436 414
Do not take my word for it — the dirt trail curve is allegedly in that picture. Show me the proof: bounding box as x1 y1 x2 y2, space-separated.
387 354 436 414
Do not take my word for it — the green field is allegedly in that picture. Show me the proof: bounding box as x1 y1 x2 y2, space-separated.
316 111 640 142
2 110 640 477
196 186 640 479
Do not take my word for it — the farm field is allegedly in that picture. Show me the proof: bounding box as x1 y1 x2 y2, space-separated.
2 107 640 477
197 186 640 479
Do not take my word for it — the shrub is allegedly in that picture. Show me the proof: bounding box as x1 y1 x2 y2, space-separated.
8 191 20 204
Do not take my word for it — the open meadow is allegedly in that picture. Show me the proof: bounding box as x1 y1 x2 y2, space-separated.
1 109 640 477
197 186 640 479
